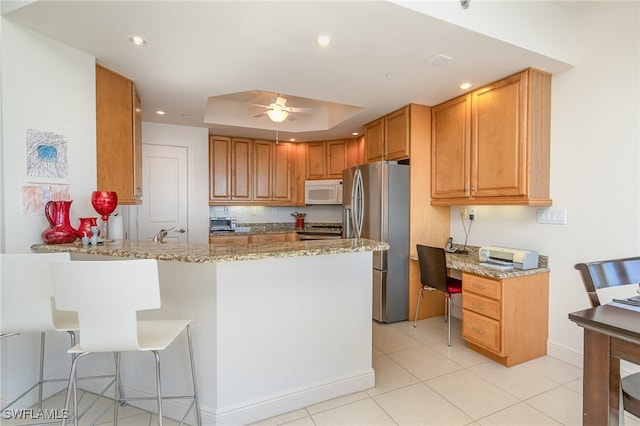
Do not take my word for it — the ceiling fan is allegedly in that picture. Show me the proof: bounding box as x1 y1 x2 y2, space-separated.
251 96 313 123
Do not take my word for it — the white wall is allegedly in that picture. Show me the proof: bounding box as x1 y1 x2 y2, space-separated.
1 19 97 253
449 2 640 364
0 18 98 405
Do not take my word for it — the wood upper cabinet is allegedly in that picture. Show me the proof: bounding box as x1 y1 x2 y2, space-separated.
364 118 384 162
208 137 251 202
96 64 142 205
253 140 292 203
431 68 552 206
385 107 410 160
346 136 365 169
306 140 347 179
364 105 412 163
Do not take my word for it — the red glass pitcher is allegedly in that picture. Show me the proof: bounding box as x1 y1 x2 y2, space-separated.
41 200 78 244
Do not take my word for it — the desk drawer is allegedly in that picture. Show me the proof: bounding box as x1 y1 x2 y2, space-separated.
463 273 501 300
462 309 501 353
463 293 501 320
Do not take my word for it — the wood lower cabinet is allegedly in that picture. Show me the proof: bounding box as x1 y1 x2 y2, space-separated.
431 68 552 206
209 234 250 245
96 65 142 204
209 232 298 245
461 271 549 367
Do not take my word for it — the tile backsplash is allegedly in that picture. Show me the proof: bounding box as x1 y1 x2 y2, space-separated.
209 205 343 224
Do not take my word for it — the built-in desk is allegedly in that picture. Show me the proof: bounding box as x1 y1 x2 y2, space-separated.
410 245 550 367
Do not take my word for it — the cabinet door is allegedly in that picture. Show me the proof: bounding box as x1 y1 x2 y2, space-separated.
472 72 527 198
209 136 232 201
133 90 143 199
306 142 326 179
326 140 347 178
385 106 409 160
272 142 292 203
232 138 252 201
364 118 384 162
431 95 471 199
96 65 140 204
346 137 364 169
252 140 273 201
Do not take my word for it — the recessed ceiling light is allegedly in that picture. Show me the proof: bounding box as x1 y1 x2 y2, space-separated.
385 73 396 79
352 132 359 136
128 35 147 46
289 138 296 142
155 110 166 115
459 82 472 90
316 35 332 47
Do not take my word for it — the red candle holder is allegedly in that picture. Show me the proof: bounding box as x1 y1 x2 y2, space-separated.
91 191 118 241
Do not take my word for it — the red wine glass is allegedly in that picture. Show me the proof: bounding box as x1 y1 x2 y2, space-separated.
91 191 118 240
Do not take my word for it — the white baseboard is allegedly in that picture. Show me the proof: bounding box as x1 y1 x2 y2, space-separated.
77 368 375 425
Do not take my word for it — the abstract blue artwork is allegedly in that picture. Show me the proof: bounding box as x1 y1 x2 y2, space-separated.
26 128 68 178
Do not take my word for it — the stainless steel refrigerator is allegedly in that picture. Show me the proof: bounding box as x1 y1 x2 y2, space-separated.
343 161 409 323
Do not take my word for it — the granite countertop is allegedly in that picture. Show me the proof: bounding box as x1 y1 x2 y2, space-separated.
411 245 550 279
31 238 388 264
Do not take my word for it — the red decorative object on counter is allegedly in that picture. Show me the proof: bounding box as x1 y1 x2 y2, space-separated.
41 200 78 244
77 217 99 238
91 191 117 240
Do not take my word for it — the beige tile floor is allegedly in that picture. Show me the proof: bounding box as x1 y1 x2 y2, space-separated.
5 317 640 425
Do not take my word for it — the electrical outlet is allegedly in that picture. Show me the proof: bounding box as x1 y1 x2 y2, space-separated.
469 208 476 221
459 208 466 219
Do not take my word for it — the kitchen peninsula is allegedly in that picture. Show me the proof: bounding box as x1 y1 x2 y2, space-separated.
32 238 388 425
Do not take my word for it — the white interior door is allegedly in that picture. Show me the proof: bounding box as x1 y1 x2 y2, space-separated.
138 144 188 243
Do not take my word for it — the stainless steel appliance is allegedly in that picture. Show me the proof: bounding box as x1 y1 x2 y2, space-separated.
343 162 409 323
297 225 343 240
209 217 236 232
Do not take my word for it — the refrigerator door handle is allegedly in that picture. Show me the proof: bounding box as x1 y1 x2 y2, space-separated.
352 168 364 239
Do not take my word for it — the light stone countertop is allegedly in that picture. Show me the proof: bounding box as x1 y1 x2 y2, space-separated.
31 238 388 263
410 245 550 279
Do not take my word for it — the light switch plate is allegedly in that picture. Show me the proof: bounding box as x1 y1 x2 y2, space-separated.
537 208 567 225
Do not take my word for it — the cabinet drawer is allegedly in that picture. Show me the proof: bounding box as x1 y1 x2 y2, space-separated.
463 292 501 320
249 234 287 243
462 309 501 353
463 273 501 300
209 235 250 245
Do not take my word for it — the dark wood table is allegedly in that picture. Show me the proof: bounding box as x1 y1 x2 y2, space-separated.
569 304 640 425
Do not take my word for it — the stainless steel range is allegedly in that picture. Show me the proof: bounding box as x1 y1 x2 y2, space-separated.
296 225 343 240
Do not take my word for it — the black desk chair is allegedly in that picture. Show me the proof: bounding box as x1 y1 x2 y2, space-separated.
414 245 462 346
575 257 640 418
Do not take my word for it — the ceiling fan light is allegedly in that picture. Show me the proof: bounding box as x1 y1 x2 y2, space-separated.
267 109 288 123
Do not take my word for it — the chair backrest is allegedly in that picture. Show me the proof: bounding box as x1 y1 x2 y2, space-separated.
1 252 72 334
416 245 449 293
49 259 161 352
574 256 640 307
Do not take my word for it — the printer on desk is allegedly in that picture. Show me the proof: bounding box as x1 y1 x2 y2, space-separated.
479 246 539 270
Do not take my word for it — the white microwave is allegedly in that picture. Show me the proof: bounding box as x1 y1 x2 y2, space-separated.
304 179 343 205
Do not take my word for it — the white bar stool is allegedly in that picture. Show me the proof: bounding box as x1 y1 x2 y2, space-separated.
50 258 201 426
1 253 78 418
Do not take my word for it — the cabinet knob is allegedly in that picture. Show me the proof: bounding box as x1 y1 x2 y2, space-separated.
472 283 487 290
471 327 486 335
471 303 486 310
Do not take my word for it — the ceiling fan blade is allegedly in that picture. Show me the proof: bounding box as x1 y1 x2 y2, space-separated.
289 107 313 113
287 115 297 122
253 112 266 118
247 102 271 109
